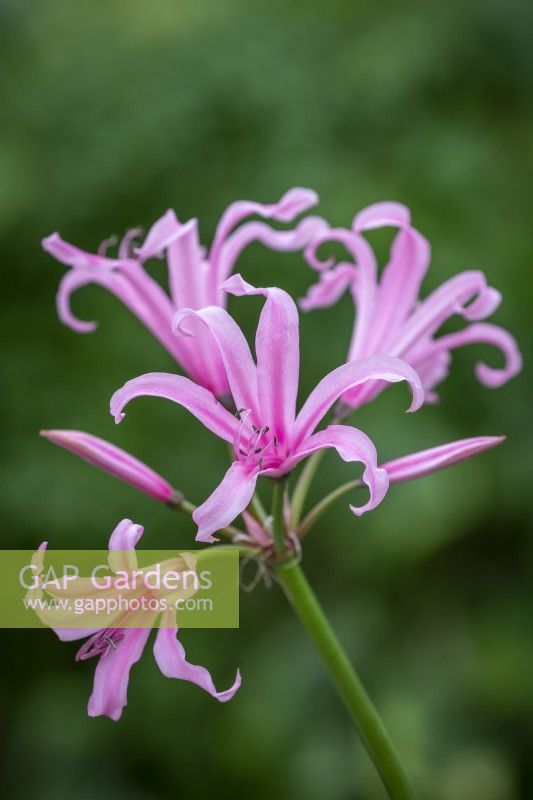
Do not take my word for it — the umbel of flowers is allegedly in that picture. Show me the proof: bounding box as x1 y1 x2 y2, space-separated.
40 190 521 800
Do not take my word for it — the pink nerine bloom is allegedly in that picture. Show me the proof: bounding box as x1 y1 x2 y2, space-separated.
301 202 522 409
40 429 178 504
42 188 324 396
382 435 505 484
30 519 240 720
110 275 425 543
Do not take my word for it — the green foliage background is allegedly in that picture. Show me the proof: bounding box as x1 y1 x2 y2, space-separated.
1 1 531 798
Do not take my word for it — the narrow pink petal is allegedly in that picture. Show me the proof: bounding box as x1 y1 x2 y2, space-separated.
42 232 117 270
223 275 299 443
88 627 152 720
241 511 272 547
164 218 212 307
353 201 411 232
134 209 181 261
193 461 258 543
110 372 238 444
383 436 505 484
108 518 144 551
154 611 241 702
431 322 523 388
286 425 389 515
173 306 259 417
214 215 327 285
363 227 431 354
40 430 175 503
299 264 356 311
392 271 500 357
294 356 424 445
210 187 319 266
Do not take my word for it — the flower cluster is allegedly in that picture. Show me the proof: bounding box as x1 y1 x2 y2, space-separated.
40 189 521 719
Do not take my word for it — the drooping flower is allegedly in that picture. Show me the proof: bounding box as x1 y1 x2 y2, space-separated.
110 275 425 543
300 202 522 410
42 188 324 396
382 435 505 484
28 519 241 720
40 429 180 505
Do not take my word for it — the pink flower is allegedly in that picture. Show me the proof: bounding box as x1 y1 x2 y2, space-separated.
300 202 522 409
29 519 241 720
110 275 425 543
40 429 178 504
42 188 324 396
382 435 505 484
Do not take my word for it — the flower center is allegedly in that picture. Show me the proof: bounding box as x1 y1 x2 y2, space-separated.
76 628 125 661
233 409 280 471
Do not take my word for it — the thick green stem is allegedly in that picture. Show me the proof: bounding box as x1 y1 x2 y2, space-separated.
275 561 418 800
290 450 325 528
298 479 363 538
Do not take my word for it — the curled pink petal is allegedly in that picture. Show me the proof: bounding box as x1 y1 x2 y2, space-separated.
432 322 523 388
353 201 411 232
41 429 175 503
193 461 258 543
108 518 144 551
134 209 181 261
286 425 389 515
154 612 241 702
110 372 238 444
299 265 356 311
294 356 424 445
383 436 505 484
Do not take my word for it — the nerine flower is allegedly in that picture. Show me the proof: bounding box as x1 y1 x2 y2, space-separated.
42 188 324 396
29 519 241 720
110 275 424 543
300 202 522 409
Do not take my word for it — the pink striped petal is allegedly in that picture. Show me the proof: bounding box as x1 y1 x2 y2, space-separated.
88 627 152 720
286 425 389 515
193 461 258 543
110 373 238 444
154 611 241 702
353 201 411 232
294 356 424 445
383 436 505 484
299 264 356 311
173 305 259 417
431 322 523 388
210 187 319 267
215 215 326 285
223 275 299 443
41 430 175 503
134 209 181 261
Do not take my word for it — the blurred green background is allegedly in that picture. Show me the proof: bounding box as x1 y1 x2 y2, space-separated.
1 0 531 798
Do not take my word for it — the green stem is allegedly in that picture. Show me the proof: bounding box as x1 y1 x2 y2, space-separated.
290 450 325 528
271 479 288 557
275 561 418 800
249 492 268 523
298 479 363 538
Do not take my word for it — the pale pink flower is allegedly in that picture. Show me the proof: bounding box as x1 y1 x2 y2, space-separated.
42 189 324 396
300 202 522 409
30 519 240 720
40 429 178 504
110 275 424 543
